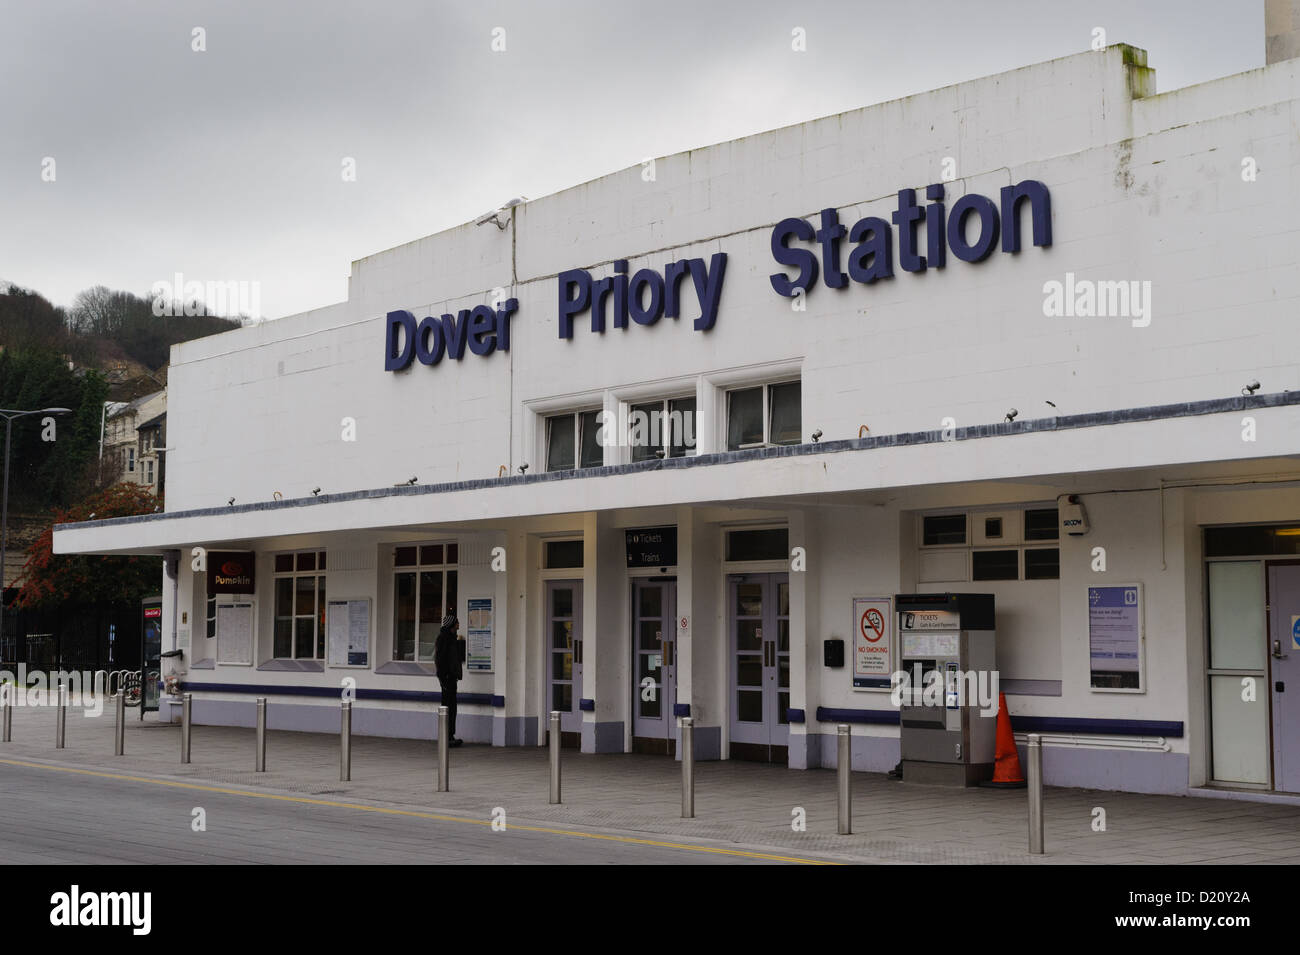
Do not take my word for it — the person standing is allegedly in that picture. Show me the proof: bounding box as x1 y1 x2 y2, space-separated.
434 612 463 747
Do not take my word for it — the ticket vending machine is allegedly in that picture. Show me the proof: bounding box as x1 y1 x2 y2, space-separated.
895 593 997 787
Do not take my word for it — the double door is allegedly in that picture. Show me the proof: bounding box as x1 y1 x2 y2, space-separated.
729 573 790 763
632 578 678 755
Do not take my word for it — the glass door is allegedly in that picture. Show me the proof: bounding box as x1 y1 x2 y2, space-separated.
728 573 790 762
632 578 677 755
546 580 583 744
1268 562 1300 792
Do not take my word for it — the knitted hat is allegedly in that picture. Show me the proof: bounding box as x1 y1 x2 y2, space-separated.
442 614 457 629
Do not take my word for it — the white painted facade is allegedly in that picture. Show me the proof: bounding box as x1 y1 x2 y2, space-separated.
55 45 1300 797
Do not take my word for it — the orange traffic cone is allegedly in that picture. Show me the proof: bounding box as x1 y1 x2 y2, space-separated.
981 692 1026 788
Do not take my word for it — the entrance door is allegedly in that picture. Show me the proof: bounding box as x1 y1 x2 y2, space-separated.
632 578 677 755
1268 563 1300 792
546 580 583 747
729 573 790 763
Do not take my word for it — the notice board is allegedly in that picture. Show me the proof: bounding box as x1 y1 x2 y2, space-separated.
327 598 371 668
1088 584 1143 691
466 597 493 672
216 601 254 665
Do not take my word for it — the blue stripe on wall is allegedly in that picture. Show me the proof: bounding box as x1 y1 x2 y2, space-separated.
813 707 1183 737
179 682 496 705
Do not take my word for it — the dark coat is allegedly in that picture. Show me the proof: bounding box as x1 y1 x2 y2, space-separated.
434 623 461 681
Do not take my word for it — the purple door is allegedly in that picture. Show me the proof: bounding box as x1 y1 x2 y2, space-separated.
1268 563 1300 792
631 579 677 755
728 573 791 762
546 580 583 744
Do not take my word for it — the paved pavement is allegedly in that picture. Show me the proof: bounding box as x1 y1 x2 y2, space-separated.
2 702 1299 864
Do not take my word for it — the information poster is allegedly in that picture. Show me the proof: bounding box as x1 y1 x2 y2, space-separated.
216 601 254 665
466 597 493 672
852 597 892 689
327 599 371 667
1088 585 1143 691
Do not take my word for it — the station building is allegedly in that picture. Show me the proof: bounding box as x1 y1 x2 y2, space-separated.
54 42 1300 799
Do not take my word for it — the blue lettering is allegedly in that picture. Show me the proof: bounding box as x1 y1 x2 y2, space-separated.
947 194 999 262
440 310 471 360
466 305 497 356
385 310 417 371
558 269 590 340
416 314 445 365
768 217 819 297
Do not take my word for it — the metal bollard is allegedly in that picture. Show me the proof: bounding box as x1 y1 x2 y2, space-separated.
548 711 561 804
436 705 449 792
1027 733 1044 854
340 701 351 782
681 716 695 818
114 691 125 756
2 685 12 742
254 698 266 772
181 693 192 764
56 683 67 749
837 724 852 835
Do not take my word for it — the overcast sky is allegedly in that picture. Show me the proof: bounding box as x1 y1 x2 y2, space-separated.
0 0 1264 320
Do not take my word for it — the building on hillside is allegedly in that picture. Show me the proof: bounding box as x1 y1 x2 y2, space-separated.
100 389 165 489
136 412 167 496
53 34 1300 800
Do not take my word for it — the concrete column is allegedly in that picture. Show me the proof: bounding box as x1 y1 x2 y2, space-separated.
788 508 820 769
493 529 536 746
581 511 627 753
684 508 723 760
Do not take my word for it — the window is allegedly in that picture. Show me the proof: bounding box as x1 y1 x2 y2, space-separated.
726 381 801 450
544 539 584 569
273 551 327 660
1024 548 1060 580
972 549 1019 581
144 460 154 484
1024 508 1059 541
127 448 135 473
545 410 604 472
725 527 789 561
918 508 1059 580
392 543 458 662
923 514 967 546
629 396 697 462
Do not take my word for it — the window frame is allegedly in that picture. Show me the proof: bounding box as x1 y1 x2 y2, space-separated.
725 379 802 451
544 409 605 473
628 394 698 462
390 542 459 664
917 508 1060 580
272 550 328 661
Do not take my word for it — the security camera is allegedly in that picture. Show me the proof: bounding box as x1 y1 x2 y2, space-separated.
1059 494 1090 536
1005 409 1018 422
1242 380 1261 396
811 429 823 443
518 463 529 474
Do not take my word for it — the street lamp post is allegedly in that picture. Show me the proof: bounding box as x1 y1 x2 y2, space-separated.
0 408 73 652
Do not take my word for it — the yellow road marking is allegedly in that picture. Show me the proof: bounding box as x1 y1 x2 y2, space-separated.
0 757 838 865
